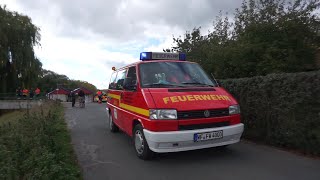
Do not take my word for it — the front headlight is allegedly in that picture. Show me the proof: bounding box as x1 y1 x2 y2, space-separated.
150 109 177 120
229 105 240 115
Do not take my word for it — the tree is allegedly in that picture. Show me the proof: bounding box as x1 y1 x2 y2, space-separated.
37 69 97 94
36 70 70 93
167 0 320 79
233 0 320 75
0 5 42 93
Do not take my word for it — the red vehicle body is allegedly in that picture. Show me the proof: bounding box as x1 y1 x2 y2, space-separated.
107 52 244 159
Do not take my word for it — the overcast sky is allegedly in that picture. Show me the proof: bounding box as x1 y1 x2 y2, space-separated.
1 0 242 89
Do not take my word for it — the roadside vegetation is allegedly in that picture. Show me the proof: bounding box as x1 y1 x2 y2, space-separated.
221 71 320 155
0 110 24 124
0 101 82 179
166 0 320 155
166 0 320 78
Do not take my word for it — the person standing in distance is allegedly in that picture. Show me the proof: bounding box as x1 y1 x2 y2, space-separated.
78 89 85 107
70 91 76 107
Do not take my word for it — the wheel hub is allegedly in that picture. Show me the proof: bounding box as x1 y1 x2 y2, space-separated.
135 131 144 154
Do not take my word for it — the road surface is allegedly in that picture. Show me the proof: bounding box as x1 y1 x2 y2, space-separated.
64 102 320 180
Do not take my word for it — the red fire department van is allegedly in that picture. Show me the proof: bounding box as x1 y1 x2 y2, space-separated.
106 52 244 159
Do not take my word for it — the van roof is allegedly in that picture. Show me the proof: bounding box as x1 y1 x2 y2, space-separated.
116 60 196 71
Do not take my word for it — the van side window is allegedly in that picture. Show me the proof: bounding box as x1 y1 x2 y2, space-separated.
115 70 127 90
125 66 137 86
109 72 117 89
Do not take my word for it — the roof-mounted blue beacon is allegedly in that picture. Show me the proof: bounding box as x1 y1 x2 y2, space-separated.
140 52 186 61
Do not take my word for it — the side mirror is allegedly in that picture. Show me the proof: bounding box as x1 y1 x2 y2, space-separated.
123 77 137 91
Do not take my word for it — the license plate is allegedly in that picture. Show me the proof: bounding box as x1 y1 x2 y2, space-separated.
194 130 223 142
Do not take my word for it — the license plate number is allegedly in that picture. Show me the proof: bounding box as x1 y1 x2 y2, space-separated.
194 130 223 142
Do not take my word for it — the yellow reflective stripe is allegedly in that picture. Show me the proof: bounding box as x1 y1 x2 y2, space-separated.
120 103 149 117
109 93 149 117
109 93 120 100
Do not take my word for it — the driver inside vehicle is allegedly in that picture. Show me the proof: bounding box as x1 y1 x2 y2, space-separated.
154 72 177 84
142 71 157 84
148 71 191 85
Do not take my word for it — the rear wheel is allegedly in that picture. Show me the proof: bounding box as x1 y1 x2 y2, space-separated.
133 124 154 160
109 112 119 132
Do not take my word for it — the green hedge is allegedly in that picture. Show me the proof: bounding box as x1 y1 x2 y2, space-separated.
0 101 81 179
220 70 320 155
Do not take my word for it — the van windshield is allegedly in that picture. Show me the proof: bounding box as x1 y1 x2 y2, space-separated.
139 62 217 88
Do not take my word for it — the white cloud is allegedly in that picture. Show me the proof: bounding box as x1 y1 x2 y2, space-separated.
35 32 137 89
1 0 242 89
144 37 175 52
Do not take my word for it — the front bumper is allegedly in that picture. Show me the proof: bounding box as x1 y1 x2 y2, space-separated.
143 123 244 153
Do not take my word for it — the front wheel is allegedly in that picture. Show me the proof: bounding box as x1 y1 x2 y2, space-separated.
109 113 119 132
133 124 154 160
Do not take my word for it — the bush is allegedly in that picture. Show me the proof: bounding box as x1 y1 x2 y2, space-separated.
220 70 320 155
0 101 81 179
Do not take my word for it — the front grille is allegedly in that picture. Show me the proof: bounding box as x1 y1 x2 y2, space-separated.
179 121 230 131
177 108 229 119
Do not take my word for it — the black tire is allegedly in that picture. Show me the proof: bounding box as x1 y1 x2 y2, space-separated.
109 112 119 132
133 124 154 160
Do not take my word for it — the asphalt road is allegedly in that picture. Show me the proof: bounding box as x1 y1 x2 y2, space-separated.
64 102 320 180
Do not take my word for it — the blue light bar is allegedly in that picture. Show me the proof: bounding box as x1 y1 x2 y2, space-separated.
140 52 186 61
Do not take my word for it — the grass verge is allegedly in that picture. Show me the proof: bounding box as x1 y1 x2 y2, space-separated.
0 101 82 179
0 110 25 125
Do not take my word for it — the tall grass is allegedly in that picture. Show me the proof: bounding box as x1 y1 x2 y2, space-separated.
0 101 81 179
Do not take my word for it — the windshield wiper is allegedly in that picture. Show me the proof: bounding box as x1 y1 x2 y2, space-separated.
181 82 215 87
144 83 185 88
